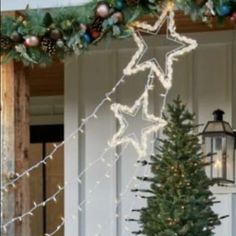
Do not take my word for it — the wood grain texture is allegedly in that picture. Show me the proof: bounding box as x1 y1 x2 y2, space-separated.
14 63 31 236
1 59 16 236
0 61 31 236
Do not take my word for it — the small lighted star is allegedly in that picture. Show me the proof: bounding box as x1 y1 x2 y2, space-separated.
123 4 198 91
108 89 167 157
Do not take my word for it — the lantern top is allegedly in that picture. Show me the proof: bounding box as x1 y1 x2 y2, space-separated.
202 109 234 136
213 109 225 121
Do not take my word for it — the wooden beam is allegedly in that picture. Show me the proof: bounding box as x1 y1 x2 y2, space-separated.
14 63 31 236
0 60 31 236
1 59 16 236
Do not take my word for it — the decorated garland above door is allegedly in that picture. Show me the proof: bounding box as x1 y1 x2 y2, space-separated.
0 0 235 66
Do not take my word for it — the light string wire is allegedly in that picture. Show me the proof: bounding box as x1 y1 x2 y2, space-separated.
1 145 118 231
121 7 198 234
88 4 199 235
46 144 149 236
45 69 156 236
1 2 198 233
96 146 152 236
45 5 198 235
95 72 163 236
1 75 129 192
45 142 130 236
120 91 165 235
0 20 150 232
0 73 128 193
108 71 167 158
125 4 198 92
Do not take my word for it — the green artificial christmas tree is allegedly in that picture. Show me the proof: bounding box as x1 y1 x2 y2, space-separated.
133 97 222 236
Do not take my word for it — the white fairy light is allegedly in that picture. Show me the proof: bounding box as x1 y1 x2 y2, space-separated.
2 140 131 233
47 150 143 236
1 3 198 233
0 73 129 193
124 4 198 92
109 81 167 157
45 144 129 236
1 146 114 230
109 3 197 158
94 153 151 236
92 5 198 235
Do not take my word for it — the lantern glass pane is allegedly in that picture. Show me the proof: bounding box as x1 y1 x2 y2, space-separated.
203 137 212 178
205 122 225 133
226 135 235 182
212 136 226 179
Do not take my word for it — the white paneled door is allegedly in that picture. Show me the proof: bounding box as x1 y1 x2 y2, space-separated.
65 30 236 236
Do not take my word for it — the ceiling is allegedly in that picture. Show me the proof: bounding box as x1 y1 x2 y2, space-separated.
26 12 235 97
26 61 64 96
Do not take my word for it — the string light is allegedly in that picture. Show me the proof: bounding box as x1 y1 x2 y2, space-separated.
92 6 198 233
2 140 134 233
44 143 130 236
46 145 147 236
109 6 197 157
50 75 156 236
109 74 167 157
1 3 198 234
95 152 152 236
0 73 128 193
123 6 198 91
1 146 115 230
95 137 157 235
45 72 155 235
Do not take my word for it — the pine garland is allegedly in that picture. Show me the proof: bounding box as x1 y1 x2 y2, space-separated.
0 0 235 66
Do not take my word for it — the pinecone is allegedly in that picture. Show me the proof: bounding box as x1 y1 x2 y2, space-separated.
90 17 104 32
41 37 57 56
125 0 139 7
0 35 13 51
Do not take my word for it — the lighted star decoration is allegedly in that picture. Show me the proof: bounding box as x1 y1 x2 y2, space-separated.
109 4 198 157
123 3 198 91
108 87 167 157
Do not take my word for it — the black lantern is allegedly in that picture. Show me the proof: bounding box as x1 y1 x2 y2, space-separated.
202 109 236 184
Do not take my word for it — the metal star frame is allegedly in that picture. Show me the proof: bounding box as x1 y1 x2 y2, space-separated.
108 87 167 157
110 5 198 157
123 4 198 91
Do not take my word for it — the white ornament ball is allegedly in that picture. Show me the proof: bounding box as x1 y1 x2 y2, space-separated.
96 3 110 18
25 36 40 47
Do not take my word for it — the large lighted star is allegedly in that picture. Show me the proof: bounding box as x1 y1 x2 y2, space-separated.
123 5 198 91
108 89 167 157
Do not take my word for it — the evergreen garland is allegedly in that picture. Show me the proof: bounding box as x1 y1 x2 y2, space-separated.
131 97 225 236
0 0 235 66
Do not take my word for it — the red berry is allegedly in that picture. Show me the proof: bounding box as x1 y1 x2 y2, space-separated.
90 30 101 39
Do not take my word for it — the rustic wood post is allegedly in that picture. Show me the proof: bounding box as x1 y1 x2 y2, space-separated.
1 60 31 236
1 59 16 236
14 62 31 236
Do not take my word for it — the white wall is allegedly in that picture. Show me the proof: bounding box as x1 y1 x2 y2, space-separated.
62 30 236 236
1 0 90 12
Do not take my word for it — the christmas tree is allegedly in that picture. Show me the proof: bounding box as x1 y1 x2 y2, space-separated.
133 97 221 236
